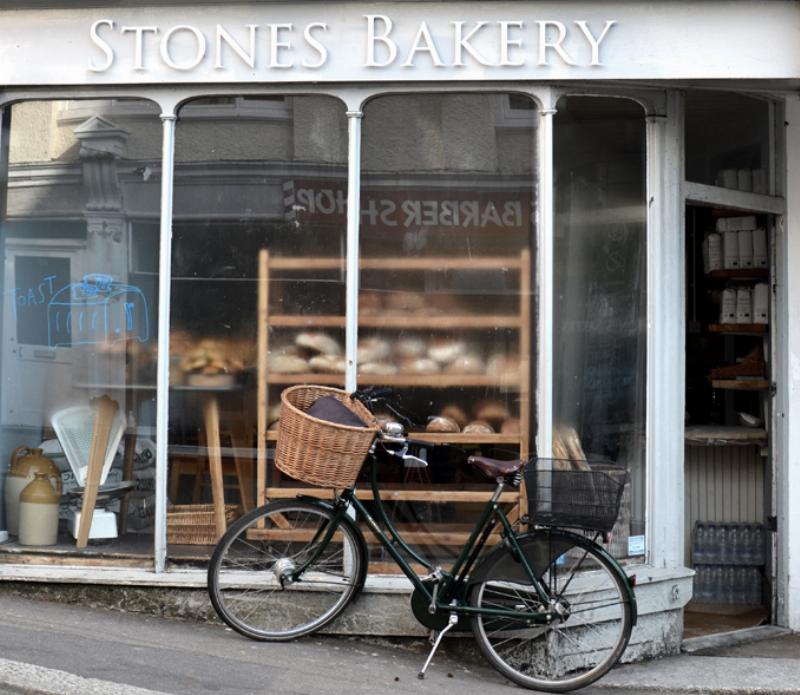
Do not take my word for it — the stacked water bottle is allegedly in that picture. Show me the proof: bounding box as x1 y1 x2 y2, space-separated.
692 522 766 604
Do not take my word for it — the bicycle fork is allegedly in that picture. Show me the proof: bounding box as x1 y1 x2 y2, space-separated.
418 609 459 680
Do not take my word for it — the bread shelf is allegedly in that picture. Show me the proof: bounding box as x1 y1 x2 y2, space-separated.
269 314 521 329
265 372 521 388
709 323 768 334
267 256 523 271
256 247 532 568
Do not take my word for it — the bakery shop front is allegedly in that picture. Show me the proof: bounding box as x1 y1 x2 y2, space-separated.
1 0 799 655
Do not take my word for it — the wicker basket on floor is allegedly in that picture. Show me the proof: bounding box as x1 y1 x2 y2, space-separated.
275 385 378 488
167 504 238 545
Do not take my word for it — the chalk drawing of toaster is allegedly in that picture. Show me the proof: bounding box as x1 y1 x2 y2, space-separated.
47 274 150 348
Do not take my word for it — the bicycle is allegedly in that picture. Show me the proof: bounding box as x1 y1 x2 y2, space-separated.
207 387 637 692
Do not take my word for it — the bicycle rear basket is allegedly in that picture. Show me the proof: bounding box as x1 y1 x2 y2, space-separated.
524 460 629 533
274 385 378 488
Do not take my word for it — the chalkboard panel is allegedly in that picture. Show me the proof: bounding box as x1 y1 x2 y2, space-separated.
14 255 71 347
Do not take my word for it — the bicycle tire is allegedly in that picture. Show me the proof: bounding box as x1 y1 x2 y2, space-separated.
208 499 366 641
469 529 633 692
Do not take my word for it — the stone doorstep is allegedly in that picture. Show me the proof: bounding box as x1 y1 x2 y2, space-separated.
0 562 692 649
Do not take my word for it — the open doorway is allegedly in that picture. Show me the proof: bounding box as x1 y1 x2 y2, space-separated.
684 203 774 637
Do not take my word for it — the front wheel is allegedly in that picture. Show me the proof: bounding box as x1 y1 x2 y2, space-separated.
469 529 633 692
208 499 366 641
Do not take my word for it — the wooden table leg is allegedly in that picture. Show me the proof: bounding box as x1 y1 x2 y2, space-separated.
77 396 118 549
203 397 227 539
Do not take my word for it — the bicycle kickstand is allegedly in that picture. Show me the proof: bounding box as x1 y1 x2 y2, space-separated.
418 612 458 680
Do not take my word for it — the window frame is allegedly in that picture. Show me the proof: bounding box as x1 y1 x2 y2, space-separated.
0 83 669 576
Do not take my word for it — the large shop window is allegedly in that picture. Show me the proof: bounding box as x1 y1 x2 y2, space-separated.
359 93 538 564
0 99 162 553
554 96 647 560
169 96 348 555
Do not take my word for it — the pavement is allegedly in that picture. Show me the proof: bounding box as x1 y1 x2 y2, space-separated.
0 594 797 695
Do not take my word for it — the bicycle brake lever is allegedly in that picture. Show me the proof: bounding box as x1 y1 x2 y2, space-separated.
401 453 428 468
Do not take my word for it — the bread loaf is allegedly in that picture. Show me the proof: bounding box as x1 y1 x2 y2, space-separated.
428 339 466 364
295 331 342 356
269 354 308 374
395 336 427 359
445 354 485 374
500 418 520 435
439 405 468 429
403 358 440 375
463 420 494 434
358 337 391 363
309 354 346 373
426 416 460 433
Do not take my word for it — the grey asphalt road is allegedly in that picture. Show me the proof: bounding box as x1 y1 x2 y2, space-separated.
0 593 687 695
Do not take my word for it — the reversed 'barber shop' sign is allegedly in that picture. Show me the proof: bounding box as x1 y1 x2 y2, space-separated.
283 180 534 235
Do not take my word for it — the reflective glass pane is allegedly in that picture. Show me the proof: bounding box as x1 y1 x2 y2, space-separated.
685 91 772 193
169 96 347 555
360 93 538 565
554 96 647 560
1 99 161 553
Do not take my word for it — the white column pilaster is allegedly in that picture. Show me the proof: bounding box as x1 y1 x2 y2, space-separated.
646 92 685 569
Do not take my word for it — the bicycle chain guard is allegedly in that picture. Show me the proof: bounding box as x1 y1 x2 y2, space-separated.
411 579 450 630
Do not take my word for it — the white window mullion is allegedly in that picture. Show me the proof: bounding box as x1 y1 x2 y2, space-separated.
536 100 556 460
345 110 363 394
153 112 176 573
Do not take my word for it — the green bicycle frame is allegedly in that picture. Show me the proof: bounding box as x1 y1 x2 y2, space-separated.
296 455 556 625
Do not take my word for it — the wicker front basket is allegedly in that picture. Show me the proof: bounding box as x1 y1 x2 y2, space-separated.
167 504 238 545
275 385 378 488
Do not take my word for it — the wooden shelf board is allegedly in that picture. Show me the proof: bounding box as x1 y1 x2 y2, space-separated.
269 314 520 329
685 425 768 446
264 430 522 445
711 379 770 391
268 256 523 271
265 487 519 503
265 373 520 388
708 269 769 280
709 324 768 334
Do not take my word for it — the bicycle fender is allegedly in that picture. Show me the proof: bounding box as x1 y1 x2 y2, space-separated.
296 496 370 600
467 529 638 626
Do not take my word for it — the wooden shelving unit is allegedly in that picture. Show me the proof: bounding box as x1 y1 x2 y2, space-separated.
255 249 532 548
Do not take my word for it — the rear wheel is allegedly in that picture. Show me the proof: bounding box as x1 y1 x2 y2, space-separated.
469 530 633 692
208 499 365 641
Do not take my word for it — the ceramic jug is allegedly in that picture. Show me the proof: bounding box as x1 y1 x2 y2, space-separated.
4 446 62 536
18 473 60 546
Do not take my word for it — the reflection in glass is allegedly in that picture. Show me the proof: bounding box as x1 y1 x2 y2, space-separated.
169 96 348 557
1 99 162 552
685 91 772 193
360 93 538 564
554 96 647 560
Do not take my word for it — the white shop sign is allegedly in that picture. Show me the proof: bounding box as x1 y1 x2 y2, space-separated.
0 1 799 85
